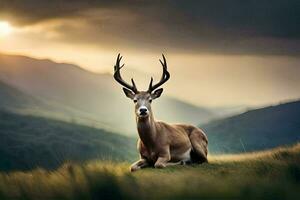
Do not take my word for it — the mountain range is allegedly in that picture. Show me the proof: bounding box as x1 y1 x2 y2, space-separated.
202 100 300 154
0 53 216 135
0 80 137 171
0 52 300 172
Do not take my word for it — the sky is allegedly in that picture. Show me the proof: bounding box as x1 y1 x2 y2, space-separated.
0 0 299 107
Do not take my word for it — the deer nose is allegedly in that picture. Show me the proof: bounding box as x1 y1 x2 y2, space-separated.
139 107 148 115
139 108 148 113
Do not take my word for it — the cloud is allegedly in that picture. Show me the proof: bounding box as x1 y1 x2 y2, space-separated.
0 0 299 55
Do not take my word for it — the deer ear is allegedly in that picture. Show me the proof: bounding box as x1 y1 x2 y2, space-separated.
122 88 135 99
151 88 163 99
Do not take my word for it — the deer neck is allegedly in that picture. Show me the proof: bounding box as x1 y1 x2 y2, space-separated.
136 110 157 148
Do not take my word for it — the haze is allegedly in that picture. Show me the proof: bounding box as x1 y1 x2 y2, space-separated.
0 0 299 107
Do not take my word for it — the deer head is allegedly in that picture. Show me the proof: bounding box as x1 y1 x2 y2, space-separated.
113 54 170 119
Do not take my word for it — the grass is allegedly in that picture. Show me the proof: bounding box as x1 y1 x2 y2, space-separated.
0 143 299 200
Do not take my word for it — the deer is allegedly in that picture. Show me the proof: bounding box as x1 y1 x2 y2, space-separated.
113 54 208 172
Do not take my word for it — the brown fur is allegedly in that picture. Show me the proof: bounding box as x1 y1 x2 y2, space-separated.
130 92 208 172
113 54 208 172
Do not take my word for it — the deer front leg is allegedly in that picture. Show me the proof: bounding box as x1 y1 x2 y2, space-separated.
154 147 184 168
155 157 183 168
154 157 169 168
154 149 171 168
130 158 149 172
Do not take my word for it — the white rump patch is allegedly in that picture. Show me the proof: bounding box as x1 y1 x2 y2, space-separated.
180 148 191 162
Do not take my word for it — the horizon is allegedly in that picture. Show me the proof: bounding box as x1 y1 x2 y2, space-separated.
0 0 299 107
0 2 300 199
0 51 299 109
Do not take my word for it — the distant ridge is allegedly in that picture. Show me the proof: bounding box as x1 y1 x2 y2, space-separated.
202 100 300 154
0 52 216 135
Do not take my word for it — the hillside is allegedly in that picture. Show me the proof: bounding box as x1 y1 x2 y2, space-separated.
0 109 136 171
0 143 299 200
202 100 300 154
0 80 42 110
0 80 116 130
0 53 216 135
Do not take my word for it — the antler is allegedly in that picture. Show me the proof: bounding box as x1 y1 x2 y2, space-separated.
113 53 138 93
148 54 170 92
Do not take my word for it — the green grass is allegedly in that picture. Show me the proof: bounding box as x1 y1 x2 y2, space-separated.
0 143 299 200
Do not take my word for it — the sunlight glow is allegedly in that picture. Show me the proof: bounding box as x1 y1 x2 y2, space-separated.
0 21 12 37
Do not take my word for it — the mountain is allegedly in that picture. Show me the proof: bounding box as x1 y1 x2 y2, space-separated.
0 80 42 110
0 53 216 135
209 105 250 117
202 100 300 154
0 109 136 171
0 79 115 130
0 75 136 172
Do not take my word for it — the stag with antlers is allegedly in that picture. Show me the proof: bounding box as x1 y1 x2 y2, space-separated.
114 54 208 171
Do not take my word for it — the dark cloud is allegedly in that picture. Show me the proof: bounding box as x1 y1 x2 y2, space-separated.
0 0 111 24
0 0 299 55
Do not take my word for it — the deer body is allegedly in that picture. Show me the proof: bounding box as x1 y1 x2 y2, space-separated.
113 54 208 171
134 117 208 170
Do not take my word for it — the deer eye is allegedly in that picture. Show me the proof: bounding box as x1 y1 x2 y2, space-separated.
149 99 152 103
133 99 137 103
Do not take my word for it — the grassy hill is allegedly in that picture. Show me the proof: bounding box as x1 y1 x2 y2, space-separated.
0 53 216 135
0 143 299 200
202 100 300 154
0 109 136 171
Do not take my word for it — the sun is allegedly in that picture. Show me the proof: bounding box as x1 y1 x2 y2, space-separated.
0 21 12 37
